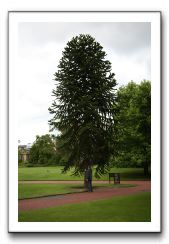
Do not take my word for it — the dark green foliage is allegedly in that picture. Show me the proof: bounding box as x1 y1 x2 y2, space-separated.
113 80 151 175
28 134 60 166
49 34 117 177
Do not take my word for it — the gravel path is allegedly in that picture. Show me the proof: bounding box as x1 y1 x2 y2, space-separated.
19 181 151 212
19 180 110 184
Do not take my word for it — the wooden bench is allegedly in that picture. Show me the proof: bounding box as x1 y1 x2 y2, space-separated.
109 173 120 184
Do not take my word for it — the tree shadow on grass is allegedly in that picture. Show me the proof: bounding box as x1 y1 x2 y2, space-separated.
69 184 136 191
119 172 151 180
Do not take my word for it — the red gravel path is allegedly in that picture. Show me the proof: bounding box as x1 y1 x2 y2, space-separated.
19 181 150 212
19 180 109 184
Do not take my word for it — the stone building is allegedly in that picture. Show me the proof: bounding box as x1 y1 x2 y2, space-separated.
18 144 31 165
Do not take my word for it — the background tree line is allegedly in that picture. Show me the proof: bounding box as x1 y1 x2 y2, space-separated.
112 80 151 175
20 80 151 175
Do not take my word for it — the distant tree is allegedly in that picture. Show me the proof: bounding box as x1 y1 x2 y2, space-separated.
135 80 151 175
49 34 117 177
28 134 60 166
113 80 151 175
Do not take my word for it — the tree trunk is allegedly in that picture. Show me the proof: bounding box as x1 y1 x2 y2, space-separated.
84 169 88 190
84 177 88 190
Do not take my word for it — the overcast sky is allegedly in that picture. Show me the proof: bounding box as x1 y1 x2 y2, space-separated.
17 22 151 145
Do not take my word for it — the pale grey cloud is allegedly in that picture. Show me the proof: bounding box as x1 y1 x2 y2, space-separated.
17 22 151 144
19 22 150 55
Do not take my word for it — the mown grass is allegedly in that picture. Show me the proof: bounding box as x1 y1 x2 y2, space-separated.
19 192 151 222
18 183 136 199
18 166 150 181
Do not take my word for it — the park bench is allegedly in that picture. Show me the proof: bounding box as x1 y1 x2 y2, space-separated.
109 173 120 184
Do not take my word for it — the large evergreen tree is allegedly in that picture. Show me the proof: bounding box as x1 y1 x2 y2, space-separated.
49 34 117 177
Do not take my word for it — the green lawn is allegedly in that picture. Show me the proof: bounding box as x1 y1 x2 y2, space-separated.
18 183 136 199
18 183 84 199
18 166 150 181
19 192 151 222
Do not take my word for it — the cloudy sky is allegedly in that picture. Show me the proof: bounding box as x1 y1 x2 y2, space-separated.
17 22 151 145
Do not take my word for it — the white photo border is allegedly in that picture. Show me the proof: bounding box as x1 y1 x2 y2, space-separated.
8 11 161 233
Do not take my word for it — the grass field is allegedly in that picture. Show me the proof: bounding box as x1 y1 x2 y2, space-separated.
18 166 150 181
19 192 151 222
18 183 136 199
